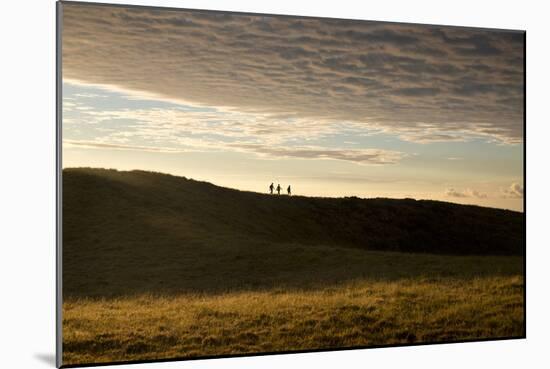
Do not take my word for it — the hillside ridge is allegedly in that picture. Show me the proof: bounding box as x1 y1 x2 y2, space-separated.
63 167 524 256
62 167 525 297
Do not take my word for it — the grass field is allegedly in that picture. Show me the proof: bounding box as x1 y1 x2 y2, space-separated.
63 272 524 365
62 249 524 366
61 169 525 366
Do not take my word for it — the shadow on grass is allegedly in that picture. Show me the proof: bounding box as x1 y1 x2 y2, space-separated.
64 240 524 299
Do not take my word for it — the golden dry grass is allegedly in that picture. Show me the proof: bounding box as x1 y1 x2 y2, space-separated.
63 274 524 365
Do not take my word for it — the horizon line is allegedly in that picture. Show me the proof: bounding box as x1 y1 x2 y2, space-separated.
62 166 524 213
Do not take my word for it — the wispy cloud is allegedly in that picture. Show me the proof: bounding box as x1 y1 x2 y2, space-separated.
229 144 405 165
63 140 189 153
62 88 406 165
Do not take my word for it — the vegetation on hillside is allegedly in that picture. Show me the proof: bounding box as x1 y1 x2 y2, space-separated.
63 168 524 297
63 168 524 257
61 168 525 366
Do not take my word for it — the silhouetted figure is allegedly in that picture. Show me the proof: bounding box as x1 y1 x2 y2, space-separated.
276 184 281 195
269 182 274 194
287 185 291 196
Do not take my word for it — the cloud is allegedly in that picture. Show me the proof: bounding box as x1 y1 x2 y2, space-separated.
394 87 441 97
61 3 524 145
439 33 502 56
63 140 189 153
399 132 465 143
229 144 405 165
467 189 488 199
64 139 404 165
62 84 408 165
501 183 524 198
445 188 488 199
445 188 467 198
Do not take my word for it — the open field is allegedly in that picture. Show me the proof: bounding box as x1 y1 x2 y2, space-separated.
62 247 524 366
61 168 525 366
63 273 524 365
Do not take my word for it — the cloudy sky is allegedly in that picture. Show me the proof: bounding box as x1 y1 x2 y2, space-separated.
61 3 524 211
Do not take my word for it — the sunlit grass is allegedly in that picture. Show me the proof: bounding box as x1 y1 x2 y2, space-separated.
63 274 524 365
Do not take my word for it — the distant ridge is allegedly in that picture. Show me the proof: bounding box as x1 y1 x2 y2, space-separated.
63 168 524 256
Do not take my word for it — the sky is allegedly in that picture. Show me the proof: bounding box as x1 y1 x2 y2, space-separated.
61 3 524 211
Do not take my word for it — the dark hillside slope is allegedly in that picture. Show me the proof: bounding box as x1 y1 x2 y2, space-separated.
62 168 524 297
64 168 523 255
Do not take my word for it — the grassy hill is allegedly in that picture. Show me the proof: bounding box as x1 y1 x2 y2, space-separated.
62 168 524 365
62 167 524 298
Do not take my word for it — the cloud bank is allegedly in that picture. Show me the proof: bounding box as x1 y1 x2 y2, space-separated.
61 4 524 145
63 89 405 165
445 188 488 199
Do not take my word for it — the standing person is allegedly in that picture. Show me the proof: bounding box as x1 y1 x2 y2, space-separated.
287 185 291 196
276 184 281 195
269 182 274 194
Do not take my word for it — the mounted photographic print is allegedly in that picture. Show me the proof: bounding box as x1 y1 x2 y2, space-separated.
56 1 526 367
